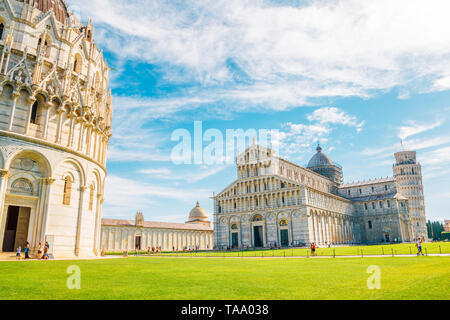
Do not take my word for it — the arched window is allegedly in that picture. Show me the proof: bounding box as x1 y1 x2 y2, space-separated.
0 23 4 40
30 101 38 124
252 215 263 222
368 221 372 229
73 54 82 73
63 176 72 205
89 184 95 211
37 37 50 57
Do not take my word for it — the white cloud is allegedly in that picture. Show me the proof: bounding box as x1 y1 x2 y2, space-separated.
421 146 450 165
103 175 212 217
361 135 450 159
398 120 443 140
432 76 450 91
307 107 365 132
279 107 362 156
139 165 230 183
71 0 450 112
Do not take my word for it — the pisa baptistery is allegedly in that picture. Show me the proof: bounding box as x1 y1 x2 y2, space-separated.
0 0 113 257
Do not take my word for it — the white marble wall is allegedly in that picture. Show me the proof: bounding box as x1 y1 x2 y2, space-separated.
101 226 214 252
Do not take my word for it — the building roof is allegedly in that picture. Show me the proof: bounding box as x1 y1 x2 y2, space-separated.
188 201 209 222
101 218 213 231
307 145 334 168
350 193 407 202
341 177 395 188
17 0 70 25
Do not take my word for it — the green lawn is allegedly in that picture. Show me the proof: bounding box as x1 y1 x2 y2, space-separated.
140 241 450 257
0 256 449 300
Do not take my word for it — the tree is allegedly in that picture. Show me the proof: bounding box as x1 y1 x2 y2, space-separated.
427 220 445 241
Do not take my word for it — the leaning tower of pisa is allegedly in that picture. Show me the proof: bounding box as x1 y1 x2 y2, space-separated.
393 151 427 241
0 0 113 257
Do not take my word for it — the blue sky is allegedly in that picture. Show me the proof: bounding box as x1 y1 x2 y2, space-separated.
70 0 450 222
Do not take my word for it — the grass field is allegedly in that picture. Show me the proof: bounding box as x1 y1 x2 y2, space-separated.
108 241 450 257
0 256 449 300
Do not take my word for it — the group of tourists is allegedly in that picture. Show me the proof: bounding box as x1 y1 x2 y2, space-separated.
16 242 50 260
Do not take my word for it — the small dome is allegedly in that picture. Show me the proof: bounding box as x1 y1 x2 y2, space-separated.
188 201 208 221
307 144 334 168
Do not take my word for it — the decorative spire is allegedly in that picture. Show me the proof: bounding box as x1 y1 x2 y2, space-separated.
196 201 200 207
316 143 322 153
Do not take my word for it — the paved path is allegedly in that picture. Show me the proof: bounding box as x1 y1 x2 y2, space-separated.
139 253 450 259
0 254 124 262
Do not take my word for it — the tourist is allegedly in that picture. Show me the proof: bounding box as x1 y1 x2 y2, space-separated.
16 246 21 260
311 242 316 256
416 239 423 256
24 242 30 259
43 244 49 260
37 242 43 260
134 246 138 256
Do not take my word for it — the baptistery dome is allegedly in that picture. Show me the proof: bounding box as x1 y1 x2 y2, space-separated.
17 0 70 24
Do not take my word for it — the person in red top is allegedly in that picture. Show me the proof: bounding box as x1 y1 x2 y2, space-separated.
311 242 316 256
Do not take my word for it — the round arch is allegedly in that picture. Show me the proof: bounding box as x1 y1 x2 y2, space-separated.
18 85 33 97
5 149 52 177
55 157 86 187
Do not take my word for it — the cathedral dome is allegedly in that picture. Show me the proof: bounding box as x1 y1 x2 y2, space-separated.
17 0 70 25
307 145 334 168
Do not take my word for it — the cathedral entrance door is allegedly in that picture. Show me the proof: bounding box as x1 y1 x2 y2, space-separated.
231 232 238 248
280 229 289 246
253 226 263 247
2 206 31 252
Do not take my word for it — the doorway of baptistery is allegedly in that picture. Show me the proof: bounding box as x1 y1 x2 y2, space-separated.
2 206 31 252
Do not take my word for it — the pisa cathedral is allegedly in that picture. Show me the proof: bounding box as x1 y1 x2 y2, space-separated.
214 143 427 249
0 0 112 257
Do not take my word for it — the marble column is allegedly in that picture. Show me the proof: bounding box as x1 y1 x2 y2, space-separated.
34 177 55 247
55 108 64 144
25 97 37 134
74 185 87 256
93 193 103 255
7 91 19 130
0 170 10 251
42 103 51 140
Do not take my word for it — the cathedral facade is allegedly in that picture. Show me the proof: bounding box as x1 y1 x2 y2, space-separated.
213 143 426 249
0 0 112 257
101 203 214 252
